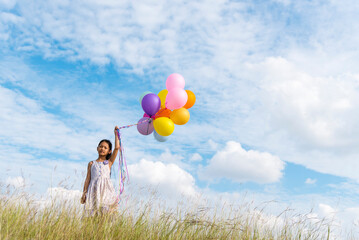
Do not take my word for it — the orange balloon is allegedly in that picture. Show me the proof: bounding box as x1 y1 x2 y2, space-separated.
153 108 171 119
170 108 190 125
183 90 196 109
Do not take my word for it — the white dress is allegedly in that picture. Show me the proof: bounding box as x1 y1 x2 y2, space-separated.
84 160 119 215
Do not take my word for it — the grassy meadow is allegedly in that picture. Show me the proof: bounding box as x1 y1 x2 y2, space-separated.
0 185 342 240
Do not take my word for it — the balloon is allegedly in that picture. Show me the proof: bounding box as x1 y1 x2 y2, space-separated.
154 130 168 142
153 107 171 119
139 91 152 104
158 89 168 108
137 117 154 135
183 90 196 109
143 113 150 118
165 88 188 110
170 108 190 125
153 117 174 136
166 73 185 90
141 93 161 116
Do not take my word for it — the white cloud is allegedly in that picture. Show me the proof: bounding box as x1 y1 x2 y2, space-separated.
313 203 359 236
343 207 359 227
190 153 202 162
128 158 197 198
318 203 337 219
0 150 88 195
25 187 84 212
0 0 17 10
199 141 285 184
240 57 359 180
0 0 272 74
272 0 291 6
6 176 25 188
46 187 82 202
207 139 218 151
0 85 98 159
157 148 183 164
1 12 22 23
257 57 359 150
305 178 317 185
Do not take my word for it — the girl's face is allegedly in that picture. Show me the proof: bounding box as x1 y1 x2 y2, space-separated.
97 142 111 157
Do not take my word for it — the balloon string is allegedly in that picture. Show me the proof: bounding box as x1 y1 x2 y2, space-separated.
116 129 124 198
146 118 152 134
123 142 129 182
152 108 166 118
116 118 150 201
118 118 150 130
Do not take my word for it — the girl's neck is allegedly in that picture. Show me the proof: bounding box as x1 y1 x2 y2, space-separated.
96 156 107 162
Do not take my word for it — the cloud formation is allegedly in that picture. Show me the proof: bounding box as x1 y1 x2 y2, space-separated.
0 85 97 159
244 57 359 180
6 176 25 188
128 158 197 198
199 141 285 184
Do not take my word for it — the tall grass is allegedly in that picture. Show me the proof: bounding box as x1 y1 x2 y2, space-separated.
0 185 339 239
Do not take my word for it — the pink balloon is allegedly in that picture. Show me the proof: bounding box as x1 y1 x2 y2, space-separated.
166 73 185 90
143 113 150 118
165 88 188 110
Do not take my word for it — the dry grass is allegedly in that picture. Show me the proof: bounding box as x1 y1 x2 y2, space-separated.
1 180 347 240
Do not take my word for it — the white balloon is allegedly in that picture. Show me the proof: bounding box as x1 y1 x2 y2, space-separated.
154 130 168 142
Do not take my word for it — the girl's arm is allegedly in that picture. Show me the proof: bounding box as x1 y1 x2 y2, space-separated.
81 161 92 204
109 126 120 167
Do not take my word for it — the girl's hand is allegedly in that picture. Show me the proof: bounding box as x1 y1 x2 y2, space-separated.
114 126 119 135
80 192 86 204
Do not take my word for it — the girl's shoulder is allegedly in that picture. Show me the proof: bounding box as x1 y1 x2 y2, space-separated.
88 161 95 167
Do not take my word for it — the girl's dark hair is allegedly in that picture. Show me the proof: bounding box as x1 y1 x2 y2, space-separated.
98 139 112 160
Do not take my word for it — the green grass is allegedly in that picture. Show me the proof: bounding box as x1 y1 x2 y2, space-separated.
0 188 338 240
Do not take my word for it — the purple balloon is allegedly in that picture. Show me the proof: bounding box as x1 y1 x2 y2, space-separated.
141 93 161 116
137 117 154 135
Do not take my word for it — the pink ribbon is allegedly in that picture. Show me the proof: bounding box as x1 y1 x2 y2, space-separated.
116 118 150 200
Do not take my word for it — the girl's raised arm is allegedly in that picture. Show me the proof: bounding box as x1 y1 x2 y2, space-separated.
109 126 120 167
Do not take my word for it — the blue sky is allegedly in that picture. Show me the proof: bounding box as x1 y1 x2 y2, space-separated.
2 0 359 234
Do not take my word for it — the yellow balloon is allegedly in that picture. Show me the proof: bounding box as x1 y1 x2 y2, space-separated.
170 108 190 125
153 117 174 136
158 89 168 108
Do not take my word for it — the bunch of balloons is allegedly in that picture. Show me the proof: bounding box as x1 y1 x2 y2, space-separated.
137 73 196 142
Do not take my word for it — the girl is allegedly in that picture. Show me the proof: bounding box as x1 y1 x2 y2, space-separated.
81 126 120 216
